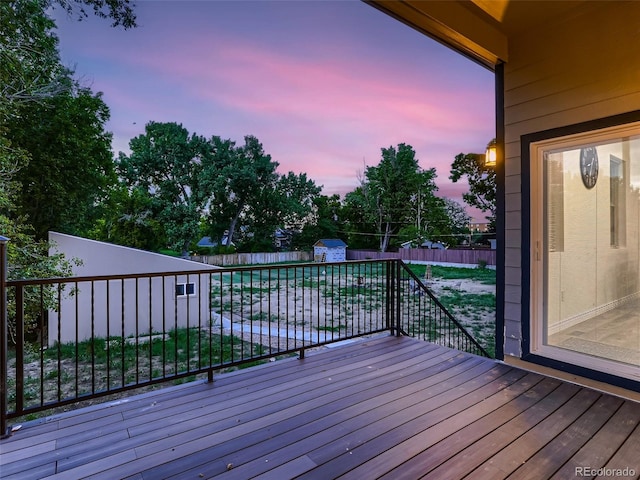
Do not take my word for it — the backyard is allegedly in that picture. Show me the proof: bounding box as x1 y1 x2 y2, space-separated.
407 263 496 356
209 262 495 354
6 261 496 421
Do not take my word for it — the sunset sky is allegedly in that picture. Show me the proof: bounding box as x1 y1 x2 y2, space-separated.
53 0 495 220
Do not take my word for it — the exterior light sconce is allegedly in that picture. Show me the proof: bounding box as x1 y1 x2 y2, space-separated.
484 140 497 168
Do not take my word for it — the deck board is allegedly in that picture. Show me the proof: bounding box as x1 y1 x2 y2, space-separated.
1 335 638 480
550 401 640 479
140 347 466 479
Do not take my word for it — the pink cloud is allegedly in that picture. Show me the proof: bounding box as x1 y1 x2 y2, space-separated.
56 4 494 216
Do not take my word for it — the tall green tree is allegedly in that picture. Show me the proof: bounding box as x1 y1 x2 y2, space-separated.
204 135 279 247
6 84 115 238
1 0 136 233
292 194 343 249
342 186 378 250
449 147 496 230
363 144 440 252
0 0 68 112
0 0 135 341
275 172 322 232
117 122 212 255
1 0 135 115
239 171 321 252
398 196 448 247
443 197 471 244
87 184 167 251
0 140 78 342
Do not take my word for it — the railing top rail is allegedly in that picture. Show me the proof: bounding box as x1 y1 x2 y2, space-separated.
5 258 395 286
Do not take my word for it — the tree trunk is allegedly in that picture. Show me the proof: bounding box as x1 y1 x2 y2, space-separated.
227 202 245 246
380 222 392 252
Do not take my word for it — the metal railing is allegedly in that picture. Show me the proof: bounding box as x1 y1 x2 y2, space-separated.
0 254 490 433
393 261 491 357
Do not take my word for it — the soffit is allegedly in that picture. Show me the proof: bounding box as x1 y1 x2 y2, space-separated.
367 0 589 70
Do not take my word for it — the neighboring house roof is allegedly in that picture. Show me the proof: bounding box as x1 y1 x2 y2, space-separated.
313 239 347 248
197 236 217 247
401 239 446 249
197 236 234 248
274 228 292 239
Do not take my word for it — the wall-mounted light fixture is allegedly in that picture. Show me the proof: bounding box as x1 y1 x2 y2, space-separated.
484 139 497 168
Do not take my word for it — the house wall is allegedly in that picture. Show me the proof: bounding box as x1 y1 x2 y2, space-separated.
503 2 640 356
48 233 218 345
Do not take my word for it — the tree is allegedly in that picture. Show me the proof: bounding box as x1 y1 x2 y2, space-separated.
443 197 471 233
204 135 279 248
275 172 322 232
0 0 135 340
6 84 115 238
292 194 343 249
204 136 322 252
0 151 77 342
449 146 496 230
87 184 167 251
0 0 69 111
1 0 138 236
1 0 135 114
342 186 378 250
117 122 212 255
51 0 137 29
363 144 439 252
241 171 321 252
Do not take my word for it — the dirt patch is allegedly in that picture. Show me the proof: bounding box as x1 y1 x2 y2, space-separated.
427 278 495 295
426 277 496 354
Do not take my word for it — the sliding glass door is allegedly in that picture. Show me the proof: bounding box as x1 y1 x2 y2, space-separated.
530 122 640 381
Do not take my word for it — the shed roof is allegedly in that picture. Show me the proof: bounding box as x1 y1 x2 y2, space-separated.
314 239 347 248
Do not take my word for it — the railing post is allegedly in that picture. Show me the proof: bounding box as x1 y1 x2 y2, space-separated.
387 260 396 335
0 236 10 438
395 260 401 337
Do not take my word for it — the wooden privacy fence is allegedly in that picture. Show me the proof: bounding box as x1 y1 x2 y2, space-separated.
191 251 313 266
347 248 496 266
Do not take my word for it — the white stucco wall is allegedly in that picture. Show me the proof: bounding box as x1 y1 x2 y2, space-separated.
48 232 219 345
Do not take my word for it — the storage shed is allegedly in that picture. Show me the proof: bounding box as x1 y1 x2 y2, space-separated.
313 239 347 262
48 232 219 346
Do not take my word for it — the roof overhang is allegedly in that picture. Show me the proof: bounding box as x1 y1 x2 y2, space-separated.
367 0 591 71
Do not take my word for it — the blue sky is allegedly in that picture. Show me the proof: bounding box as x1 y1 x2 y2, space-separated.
53 0 495 220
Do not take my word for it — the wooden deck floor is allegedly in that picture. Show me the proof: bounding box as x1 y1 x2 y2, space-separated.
1 335 639 479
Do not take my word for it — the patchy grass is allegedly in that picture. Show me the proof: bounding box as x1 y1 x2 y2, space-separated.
407 264 496 284
315 324 347 333
437 288 496 311
9 328 267 417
